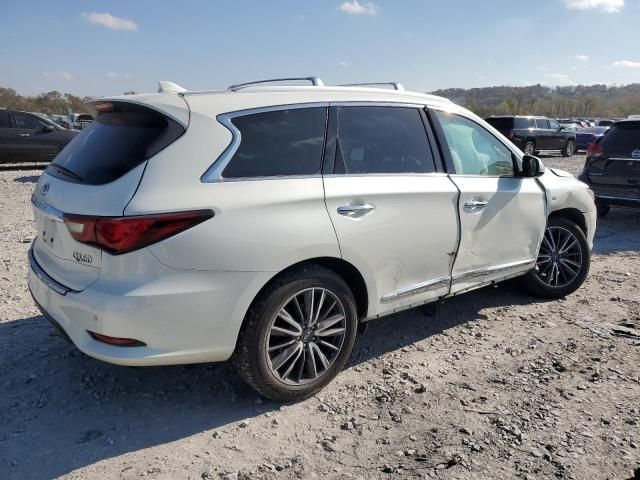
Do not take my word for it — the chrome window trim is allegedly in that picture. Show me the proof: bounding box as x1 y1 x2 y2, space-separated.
28 247 74 296
200 102 329 183
329 101 426 108
323 172 449 179
31 194 64 222
381 276 450 304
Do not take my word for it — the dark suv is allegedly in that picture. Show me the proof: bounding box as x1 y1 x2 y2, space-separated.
579 119 640 217
0 108 78 163
486 115 577 157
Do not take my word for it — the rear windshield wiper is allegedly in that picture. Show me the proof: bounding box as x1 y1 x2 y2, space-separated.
49 164 83 181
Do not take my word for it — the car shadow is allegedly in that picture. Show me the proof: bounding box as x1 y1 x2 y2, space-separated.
0 281 544 480
592 207 640 254
13 175 40 184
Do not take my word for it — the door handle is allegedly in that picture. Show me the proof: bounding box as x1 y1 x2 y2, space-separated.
337 204 375 218
18 133 30 137
463 199 489 213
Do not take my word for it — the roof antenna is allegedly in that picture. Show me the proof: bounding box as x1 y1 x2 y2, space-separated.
158 81 186 93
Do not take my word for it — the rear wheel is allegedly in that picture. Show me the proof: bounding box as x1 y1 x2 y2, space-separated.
596 199 610 218
520 217 590 299
524 141 535 156
562 140 576 157
233 265 358 402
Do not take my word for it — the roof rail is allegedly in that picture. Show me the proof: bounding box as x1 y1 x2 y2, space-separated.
228 76 325 91
339 82 405 91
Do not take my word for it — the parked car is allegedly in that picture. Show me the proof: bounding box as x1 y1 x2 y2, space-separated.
28 78 596 401
579 119 640 217
598 119 615 127
0 108 79 163
61 113 93 130
575 126 609 151
485 115 577 157
49 115 69 128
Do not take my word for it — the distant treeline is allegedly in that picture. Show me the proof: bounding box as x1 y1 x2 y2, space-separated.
2 83 640 119
0 88 93 114
430 83 640 119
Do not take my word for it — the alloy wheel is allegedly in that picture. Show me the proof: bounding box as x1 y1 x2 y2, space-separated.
566 141 575 155
524 143 535 155
266 287 347 385
536 226 583 288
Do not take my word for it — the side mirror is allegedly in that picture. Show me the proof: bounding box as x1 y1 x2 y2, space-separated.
521 155 545 178
43 124 55 132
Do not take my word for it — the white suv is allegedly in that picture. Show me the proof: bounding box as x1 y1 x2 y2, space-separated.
28 77 596 401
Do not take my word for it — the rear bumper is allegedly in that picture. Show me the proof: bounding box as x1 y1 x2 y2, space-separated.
578 174 640 208
27 246 272 366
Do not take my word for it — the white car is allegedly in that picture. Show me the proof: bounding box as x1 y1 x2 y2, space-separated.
28 77 596 401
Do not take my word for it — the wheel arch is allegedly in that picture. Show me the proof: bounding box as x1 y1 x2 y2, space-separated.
247 257 370 322
548 207 587 235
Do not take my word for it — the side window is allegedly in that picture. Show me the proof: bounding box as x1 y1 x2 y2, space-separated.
548 119 560 130
13 113 46 130
334 106 435 174
434 111 515 177
0 111 9 128
222 107 327 178
535 118 550 129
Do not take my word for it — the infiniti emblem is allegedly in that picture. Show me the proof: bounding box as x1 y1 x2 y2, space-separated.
632 149 640 159
40 183 50 196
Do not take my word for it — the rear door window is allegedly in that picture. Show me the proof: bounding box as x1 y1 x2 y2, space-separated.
46 102 183 185
0 111 9 128
514 118 534 129
333 106 435 174
599 123 640 154
535 119 550 129
222 107 327 178
486 117 513 131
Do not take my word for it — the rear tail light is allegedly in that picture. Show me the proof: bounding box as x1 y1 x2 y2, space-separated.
64 210 214 255
586 143 603 156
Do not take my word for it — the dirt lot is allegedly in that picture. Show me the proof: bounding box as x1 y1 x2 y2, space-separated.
1 155 639 480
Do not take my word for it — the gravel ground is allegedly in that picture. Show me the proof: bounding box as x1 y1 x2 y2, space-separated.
1 155 639 480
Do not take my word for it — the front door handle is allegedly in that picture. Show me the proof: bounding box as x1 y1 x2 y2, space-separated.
18 133 30 137
337 204 375 218
463 199 489 213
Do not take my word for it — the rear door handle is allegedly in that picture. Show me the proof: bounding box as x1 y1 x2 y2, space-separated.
337 204 375 218
463 199 489 213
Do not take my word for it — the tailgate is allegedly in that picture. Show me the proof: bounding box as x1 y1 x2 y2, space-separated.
588 156 640 188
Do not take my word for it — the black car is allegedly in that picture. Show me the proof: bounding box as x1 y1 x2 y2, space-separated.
579 119 640 217
0 108 78 163
575 126 609 151
485 115 577 157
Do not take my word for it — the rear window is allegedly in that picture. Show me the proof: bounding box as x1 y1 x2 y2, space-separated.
222 107 327 178
485 117 513 131
514 118 534 129
46 103 183 185
599 123 640 153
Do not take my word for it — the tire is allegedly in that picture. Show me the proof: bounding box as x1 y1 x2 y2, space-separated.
596 200 610 218
523 141 535 156
520 216 590 299
562 140 576 157
233 265 358 402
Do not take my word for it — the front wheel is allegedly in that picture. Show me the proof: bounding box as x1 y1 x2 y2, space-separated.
520 217 590 299
233 265 358 402
562 140 576 157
